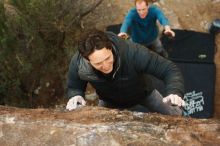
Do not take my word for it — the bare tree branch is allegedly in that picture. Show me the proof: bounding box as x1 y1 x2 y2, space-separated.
66 0 104 30
80 0 104 19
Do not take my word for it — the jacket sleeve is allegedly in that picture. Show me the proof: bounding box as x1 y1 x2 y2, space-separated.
120 8 135 33
152 5 169 26
66 54 87 99
126 41 184 97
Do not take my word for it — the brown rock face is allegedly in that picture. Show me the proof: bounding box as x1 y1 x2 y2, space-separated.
0 106 220 146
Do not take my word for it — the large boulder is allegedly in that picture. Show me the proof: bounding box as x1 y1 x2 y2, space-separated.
0 105 220 146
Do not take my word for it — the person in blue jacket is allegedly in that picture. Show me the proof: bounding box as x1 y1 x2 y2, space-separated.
118 0 175 58
66 29 185 116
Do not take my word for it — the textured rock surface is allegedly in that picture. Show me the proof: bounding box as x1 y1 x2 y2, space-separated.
0 106 220 146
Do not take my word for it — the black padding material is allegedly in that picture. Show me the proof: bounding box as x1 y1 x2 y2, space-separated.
176 62 215 118
106 24 122 34
106 26 216 63
161 29 216 63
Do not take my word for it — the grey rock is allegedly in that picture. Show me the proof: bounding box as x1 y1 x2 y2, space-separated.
0 106 220 146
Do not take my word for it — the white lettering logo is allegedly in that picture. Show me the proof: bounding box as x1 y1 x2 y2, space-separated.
183 91 204 115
